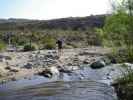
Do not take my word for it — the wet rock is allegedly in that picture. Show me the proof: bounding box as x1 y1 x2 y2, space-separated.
29 54 36 59
111 68 115 71
11 77 17 81
5 66 19 72
23 63 33 69
0 55 12 61
38 67 59 78
4 56 12 60
59 66 78 73
106 76 111 80
90 60 106 69
106 73 110 76
110 58 117 64
38 70 52 78
101 57 112 65
10 68 19 72
0 58 6 62
69 66 79 71
5 66 11 70
24 77 28 79
59 69 72 73
45 54 59 60
83 59 91 64
49 66 59 75
67 63 73 66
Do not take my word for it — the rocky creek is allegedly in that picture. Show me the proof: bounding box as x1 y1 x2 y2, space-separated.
0 64 126 100
0 47 130 100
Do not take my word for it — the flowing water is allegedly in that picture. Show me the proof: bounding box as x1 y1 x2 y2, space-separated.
0 80 117 100
0 66 119 100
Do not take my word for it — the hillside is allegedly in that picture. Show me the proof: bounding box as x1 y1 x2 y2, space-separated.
0 15 106 31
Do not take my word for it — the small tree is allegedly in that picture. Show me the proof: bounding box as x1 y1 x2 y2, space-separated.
97 0 133 62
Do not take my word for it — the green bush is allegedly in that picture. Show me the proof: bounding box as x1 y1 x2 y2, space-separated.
0 41 6 51
107 46 133 63
114 66 133 100
97 12 131 47
42 36 56 49
23 44 36 51
44 42 55 49
97 9 133 63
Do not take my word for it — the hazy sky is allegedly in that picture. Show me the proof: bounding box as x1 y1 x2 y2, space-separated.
0 0 111 20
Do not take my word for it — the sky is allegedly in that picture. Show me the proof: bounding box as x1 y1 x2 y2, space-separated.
0 0 111 20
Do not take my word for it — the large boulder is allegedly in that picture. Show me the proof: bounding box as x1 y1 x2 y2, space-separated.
90 56 115 69
90 60 106 69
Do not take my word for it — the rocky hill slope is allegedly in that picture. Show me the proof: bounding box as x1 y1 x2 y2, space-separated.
0 15 106 31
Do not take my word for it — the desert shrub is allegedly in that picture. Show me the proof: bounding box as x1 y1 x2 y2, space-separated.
41 36 56 49
23 44 36 51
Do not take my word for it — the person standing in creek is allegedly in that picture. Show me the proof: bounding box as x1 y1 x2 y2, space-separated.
56 39 63 58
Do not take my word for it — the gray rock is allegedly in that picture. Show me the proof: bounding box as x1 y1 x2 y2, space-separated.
90 60 106 69
83 59 90 64
0 58 6 62
38 67 59 78
0 55 12 62
4 56 12 60
45 54 59 60
11 77 17 81
10 68 19 72
68 66 79 71
5 66 11 70
101 57 111 65
5 66 19 72
23 63 33 69
38 69 52 78
59 66 78 73
59 68 72 73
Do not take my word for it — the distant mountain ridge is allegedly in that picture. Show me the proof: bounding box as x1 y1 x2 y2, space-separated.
0 14 108 31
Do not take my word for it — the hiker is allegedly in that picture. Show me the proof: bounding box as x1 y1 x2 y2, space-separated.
56 39 63 58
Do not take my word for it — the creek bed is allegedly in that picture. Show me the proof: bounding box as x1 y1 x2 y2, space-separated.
0 80 117 100
0 65 119 100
